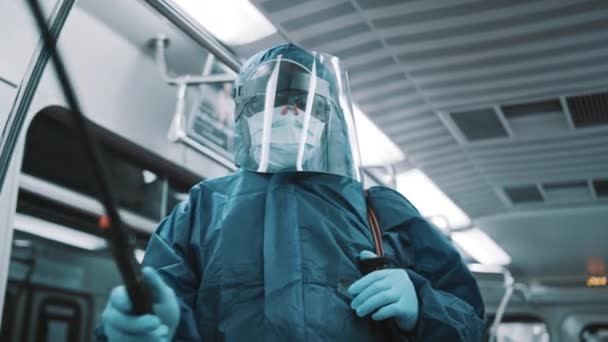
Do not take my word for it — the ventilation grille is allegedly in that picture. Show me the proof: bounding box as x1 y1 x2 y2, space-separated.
446 92 608 143
502 99 563 119
501 99 569 137
449 108 508 141
542 181 592 203
567 91 608 128
503 185 543 204
503 178 608 205
594 179 608 197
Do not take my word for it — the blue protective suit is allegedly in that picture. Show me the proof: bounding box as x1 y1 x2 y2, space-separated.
135 169 485 341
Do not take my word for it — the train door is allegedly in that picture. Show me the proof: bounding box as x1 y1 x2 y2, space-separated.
1 107 200 341
1 1 236 340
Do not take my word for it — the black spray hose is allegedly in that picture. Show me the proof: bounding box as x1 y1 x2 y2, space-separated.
26 0 151 314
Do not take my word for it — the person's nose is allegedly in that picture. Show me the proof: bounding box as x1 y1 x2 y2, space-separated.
281 104 300 116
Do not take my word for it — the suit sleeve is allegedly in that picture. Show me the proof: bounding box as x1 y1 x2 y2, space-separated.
401 218 485 341
141 186 204 341
370 188 486 341
94 186 204 341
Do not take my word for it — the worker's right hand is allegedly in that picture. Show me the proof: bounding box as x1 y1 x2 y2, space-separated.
102 267 180 342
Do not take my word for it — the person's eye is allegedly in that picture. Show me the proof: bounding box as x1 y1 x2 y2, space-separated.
313 100 329 122
296 95 307 109
253 97 265 111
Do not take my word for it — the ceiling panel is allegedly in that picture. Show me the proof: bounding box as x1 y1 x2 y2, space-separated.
333 40 384 60
299 22 370 47
253 0 608 281
396 16 608 62
372 0 530 29
281 2 357 31
385 1 601 45
478 208 608 278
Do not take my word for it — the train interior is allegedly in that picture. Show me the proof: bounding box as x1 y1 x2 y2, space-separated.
1 0 607 341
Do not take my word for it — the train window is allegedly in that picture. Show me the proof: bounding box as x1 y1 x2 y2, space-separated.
166 179 192 214
22 112 164 220
102 155 164 220
581 324 608 342
21 108 201 221
35 298 81 342
496 322 550 342
487 315 550 342
0 285 17 341
21 111 99 200
1 106 201 341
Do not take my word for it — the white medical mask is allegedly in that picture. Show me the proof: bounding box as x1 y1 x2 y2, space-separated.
249 106 324 171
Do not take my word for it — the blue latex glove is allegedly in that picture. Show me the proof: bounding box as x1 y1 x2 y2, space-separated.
348 251 419 331
102 267 181 342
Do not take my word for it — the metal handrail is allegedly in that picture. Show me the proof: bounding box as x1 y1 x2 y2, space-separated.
153 36 236 86
0 0 75 195
156 37 237 171
144 0 242 172
142 0 241 72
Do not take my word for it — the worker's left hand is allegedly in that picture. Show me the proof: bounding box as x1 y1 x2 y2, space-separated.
348 251 419 331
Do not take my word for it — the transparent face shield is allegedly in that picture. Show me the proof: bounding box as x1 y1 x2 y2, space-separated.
233 52 362 181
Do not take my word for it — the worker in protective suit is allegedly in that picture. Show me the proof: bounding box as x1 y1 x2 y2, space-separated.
97 43 485 341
